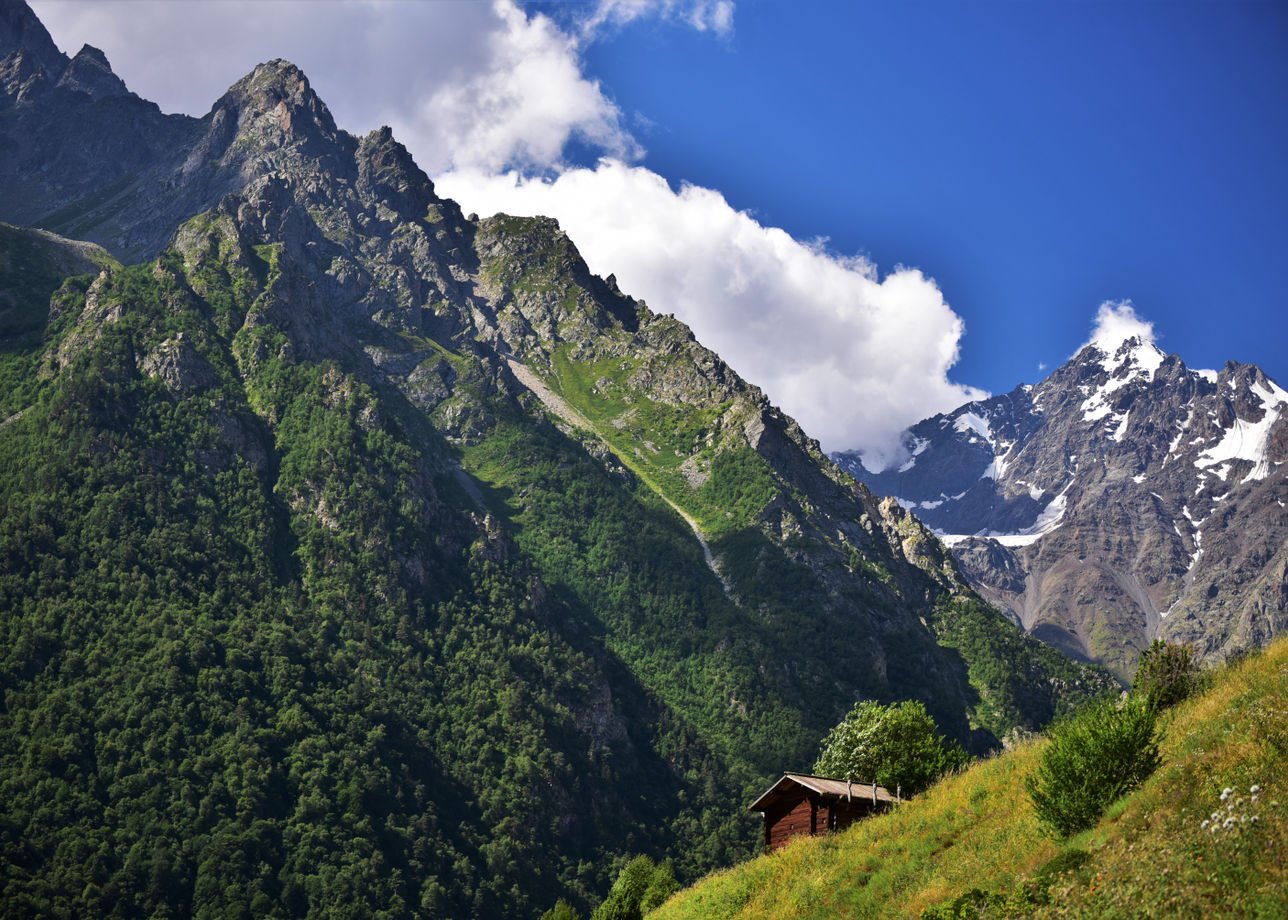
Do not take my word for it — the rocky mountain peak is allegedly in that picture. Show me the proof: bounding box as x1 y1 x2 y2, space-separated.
838 330 1288 678
214 59 338 140
1070 334 1165 383
194 58 356 191
55 43 131 100
356 125 439 217
0 0 66 77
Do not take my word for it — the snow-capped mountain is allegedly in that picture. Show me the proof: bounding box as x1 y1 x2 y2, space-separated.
836 335 1288 679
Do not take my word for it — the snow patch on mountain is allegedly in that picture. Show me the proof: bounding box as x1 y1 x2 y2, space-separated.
935 480 1072 548
954 412 993 442
894 489 968 514
1112 411 1131 442
951 409 1017 480
896 436 930 472
1079 338 1165 436
1194 377 1288 483
1015 480 1044 500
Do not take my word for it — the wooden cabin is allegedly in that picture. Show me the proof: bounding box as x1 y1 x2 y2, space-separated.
750 772 897 851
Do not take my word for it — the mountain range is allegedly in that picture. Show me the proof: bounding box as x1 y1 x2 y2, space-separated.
0 1 1114 916
837 335 1288 680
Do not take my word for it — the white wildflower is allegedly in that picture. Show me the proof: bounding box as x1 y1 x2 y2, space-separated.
1250 785 1262 795
1220 787 1233 801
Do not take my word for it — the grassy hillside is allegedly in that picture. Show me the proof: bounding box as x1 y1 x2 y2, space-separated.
653 636 1288 919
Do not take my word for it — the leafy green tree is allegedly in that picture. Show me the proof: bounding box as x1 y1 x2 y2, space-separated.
590 856 678 920
540 898 582 920
812 700 968 796
1026 697 1162 837
1133 639 1201 710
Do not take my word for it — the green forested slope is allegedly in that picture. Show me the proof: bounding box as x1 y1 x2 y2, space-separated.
0 227 735 917
0 202 1113 919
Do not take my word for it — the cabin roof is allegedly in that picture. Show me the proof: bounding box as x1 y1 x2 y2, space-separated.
749 772 897 812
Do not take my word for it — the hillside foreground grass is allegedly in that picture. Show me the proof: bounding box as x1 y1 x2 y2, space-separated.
653 636 1288 918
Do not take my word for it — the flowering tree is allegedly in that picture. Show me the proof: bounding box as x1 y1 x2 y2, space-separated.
812 699 968 797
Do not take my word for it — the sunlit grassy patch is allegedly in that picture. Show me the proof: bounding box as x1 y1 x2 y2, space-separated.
654 743 1060 919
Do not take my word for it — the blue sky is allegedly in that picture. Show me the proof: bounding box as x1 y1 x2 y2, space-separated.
570 1 1288 390
30 0 1288 460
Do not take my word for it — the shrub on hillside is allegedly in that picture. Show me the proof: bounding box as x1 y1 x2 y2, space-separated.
1133 639 1201 710
1026 697 1162 837
813 699 969 797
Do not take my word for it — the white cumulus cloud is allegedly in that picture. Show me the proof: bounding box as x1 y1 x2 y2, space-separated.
415 0 637 172
1084 300 1157 355
437 161 985 460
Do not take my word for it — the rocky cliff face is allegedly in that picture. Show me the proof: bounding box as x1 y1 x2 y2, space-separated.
837 337 1288 679
0 2 1115 914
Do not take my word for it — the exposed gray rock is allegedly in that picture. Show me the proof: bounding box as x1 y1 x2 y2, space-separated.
139 331 217 393
0 0 66 77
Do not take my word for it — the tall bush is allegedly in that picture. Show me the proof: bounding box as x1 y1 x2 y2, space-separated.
1133 639 1201 710
1026 697 1161 837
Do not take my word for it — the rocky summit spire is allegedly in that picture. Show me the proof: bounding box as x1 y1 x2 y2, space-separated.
56 44 131 100
356 125 439 218
212 59 342 147
0 0 67 77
